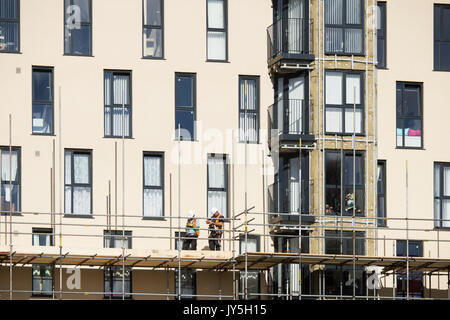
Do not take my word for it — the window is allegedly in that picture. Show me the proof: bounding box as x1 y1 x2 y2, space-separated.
64 0 92 55
325 70 364 135
325 230 365 255
434 163 450 228
434 4 450 71
239 76 260 143
32 67 54 134
32 265 53 297
324 265 366 296
104 70 132 138
325 150 364 216
207 154 228 218
175 268 196 300
396 82 422 148
64 149 92 215
376 2 386 68
143 153 164 217
377 160 386 227
206 0 227 61
0 0 19 52
32 228 54 246
143 0 163 58
104 266 131 299
0 146 20 213
325 0 364 55
104 230 132 249
396 240 423 298
175 73 196 140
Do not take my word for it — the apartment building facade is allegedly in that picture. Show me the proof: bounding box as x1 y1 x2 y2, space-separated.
0 0 448 300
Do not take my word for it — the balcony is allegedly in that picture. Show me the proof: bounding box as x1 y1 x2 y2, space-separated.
268 181 315 230
267 18 314 69
268 99 314 150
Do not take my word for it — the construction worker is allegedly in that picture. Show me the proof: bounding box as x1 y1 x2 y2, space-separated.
182 210 199 250
206 207 224 251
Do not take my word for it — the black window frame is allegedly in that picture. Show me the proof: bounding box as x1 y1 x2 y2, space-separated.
31 66 54 135
325 70 365 136
32 264 54 297
142 152 165 218
325 230 366 255
207 153 229 219
376 1 386 69
104 266 132 299
32 227 54 247
0 0 20 53
63 0 92 56
325 150 365 217
64 148 93 216
395 240 423 298
175 268 197 300
434 162 450 229
103 230 132 249
396 82 423 149
434 4 450 71
377 160 386 227
104 70 133 139
238 75 260 144
206 0 228 62
0 146 21 215
324 0 365 56
175 72 197 141
142 0 164 59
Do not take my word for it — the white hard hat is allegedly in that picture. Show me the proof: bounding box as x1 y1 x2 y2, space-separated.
210 207 219 215
188 210 195 218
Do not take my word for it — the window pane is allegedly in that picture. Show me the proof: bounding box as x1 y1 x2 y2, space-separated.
239 113 258 142
326 107 342 132
73 154 89 184
144 156 161 187
65 25 91 55
346 0 361 24
325 0 343 24
67 0 90 23
404 86 420 116
346 74 361 104
143 189 163 217
326 152 341 185
377 38 385 68
208 157 225 188
175 109 195 140
377 163 384 194
64 186 71 213
442 8 450 40
240 79 257 111
143 28 162 57
175 76 193 107
72 186 91 214
344 108 362 134
443 199 450 228
345 28 363 54
113 74 130 105
207 31 226 60
32 104 53 134
32 71 51 102
435 199 441 227
208 191 227 217
207 0 224 29
1 150 18 181
344 154 362 185
344 187 363 215
0 21 19 51
396 118 403 147
438 43 450 70
403 119 422 148
1 184 19 212
444 167 450 196
434 164 440 197
111 107 131 137
144 0 161 25
325 27 343 52
0 0 17 19
326 72 342 105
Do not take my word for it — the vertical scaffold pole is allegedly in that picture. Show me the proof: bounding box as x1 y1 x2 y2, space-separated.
58 87 63 300
177 123 181 300
9 114 12 300
406 160 409 300
121 102 126 300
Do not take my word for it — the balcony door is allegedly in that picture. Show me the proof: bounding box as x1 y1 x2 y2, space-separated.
276 74 306 134
274 0 308 54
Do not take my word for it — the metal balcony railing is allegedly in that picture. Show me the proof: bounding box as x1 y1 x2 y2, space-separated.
267 17 314 63
268 99 311 148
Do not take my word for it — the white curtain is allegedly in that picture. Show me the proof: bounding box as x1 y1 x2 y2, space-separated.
289 181 300 214
345 28 363 54
444 167 450 196
346 74 361 104
74 154 89 184
239 113 257 143
346 0 361 24
288 100 302 134
326 72 343 105
64 186 71 214
144 189 163 217
113 75 129 105
207 31 226 60
326 107 342 132
443 200 450 228
73 187 91 214
325 0 344 52
344 108 362 133
240 238 257 254
288 0 304 53
325 0 343 24
208 0 224 28
105 74 130 136
208 191 227 217
64 151 71 184
144 156 161 187
110 107 130 137
208 157 225 188
1 151 18 182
